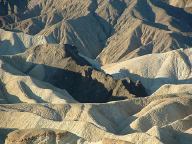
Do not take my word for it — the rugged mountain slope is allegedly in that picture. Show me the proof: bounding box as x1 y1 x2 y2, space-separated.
163 0 192 13
0 28 51 55
97 0 192 64
0 93 191 144
0 0 192 144
38 14 108 58
2 0 192 61
2 44 147 102
152 84 192 96
5 129 85 144
0 56 76 104
102 49 192 94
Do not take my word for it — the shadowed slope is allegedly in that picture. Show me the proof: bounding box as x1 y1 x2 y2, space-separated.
2 44 148 103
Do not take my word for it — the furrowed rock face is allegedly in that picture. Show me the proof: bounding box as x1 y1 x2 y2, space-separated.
1 94 192 144
102 49 192 94
2 44 147 103
5 129 84 144
0 0 192 144
97 0 192 64
1 0 192 61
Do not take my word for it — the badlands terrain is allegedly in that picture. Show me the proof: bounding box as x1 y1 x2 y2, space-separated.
0 0 192 143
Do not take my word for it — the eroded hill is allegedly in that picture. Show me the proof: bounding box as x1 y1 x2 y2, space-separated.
0 0 191 144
